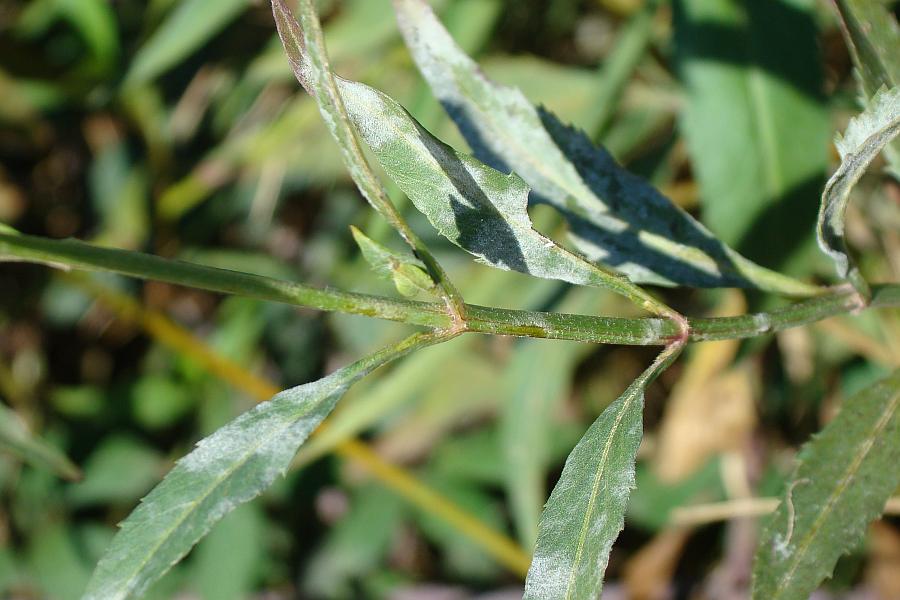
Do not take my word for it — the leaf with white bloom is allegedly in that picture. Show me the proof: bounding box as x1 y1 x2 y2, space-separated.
524 343 682 600
833 0 900 178
272 0 672 317
82 333 440 600
752 368 900 600
817 85 900 299
391 0 817 296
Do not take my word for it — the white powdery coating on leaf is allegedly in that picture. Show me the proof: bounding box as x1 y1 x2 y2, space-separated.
393 0 791 292
334 72 630 293
83 371 351 600
637 318 668 345
393 0 589 202
835 86 900 159
817 85 900 286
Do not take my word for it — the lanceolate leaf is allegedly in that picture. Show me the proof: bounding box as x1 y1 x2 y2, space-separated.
752 368 900 600
272 0 673 317
82 332 443 600
833 0 900 178
524 344 683 600
391 0 817 296
817 86 900 298
338 79 646 299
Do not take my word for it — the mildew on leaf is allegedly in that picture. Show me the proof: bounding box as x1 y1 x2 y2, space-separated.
83 332 442 600
273 0 676 317
752 368 900 600
523 344 682 600
817 85 900 299
392 0 818 296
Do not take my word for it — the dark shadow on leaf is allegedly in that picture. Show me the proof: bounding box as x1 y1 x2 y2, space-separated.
449 196 528 272
537 108 753 288
441 100 512 174
434 74 792 288
412 116 528 273
736 172 824 273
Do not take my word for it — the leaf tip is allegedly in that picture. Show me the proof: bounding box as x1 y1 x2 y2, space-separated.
270 0 311 92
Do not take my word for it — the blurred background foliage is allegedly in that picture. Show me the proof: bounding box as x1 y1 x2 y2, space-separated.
1 0 899 598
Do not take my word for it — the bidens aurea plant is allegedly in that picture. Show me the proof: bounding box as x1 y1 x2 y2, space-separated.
0 0 898 598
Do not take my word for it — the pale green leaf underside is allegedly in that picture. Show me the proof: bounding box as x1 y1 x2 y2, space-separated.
523 344 682 600
82 335 433 600
834 0 900 178
392 0 816 296
817 85 900 295
752 368 900 600
0 402 81 481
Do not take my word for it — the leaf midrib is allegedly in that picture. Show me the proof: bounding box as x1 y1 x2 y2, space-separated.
563 388 637 600
101 385 338 598
771 389 900 598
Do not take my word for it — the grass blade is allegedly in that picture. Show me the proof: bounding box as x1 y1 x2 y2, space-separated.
817 85 900 299
833 0 900 178
751 368 900 599
524 343 683 600
392 0 817 296
82 331 446 600
124 0 251 87
0 402 81 481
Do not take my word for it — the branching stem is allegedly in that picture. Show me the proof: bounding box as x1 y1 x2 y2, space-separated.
2 232 898 346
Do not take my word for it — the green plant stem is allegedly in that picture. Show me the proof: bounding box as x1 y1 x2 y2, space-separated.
3 232 898 345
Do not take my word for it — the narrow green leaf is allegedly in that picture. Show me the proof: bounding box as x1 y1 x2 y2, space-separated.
752 368 900 600
391 0 818 296
0 402 81 481
833 0 900 178
124 0 251 87
82 332 444 600
524 343 682 600
817 86 900 299
350 226 435 298
674 0 830 269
